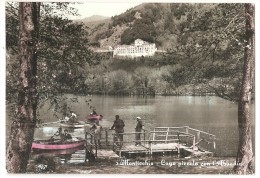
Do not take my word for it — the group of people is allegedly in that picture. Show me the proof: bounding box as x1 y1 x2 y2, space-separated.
89 114 144 148
60 111 78 123
52 113 144 146
50 127 72 142
110 115 144 146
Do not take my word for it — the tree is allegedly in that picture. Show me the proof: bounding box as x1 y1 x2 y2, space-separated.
234 3 254 174
107 70 133 95
6 2 98 173
6 2 40 173
162 4 255 173
172 3 255 174
6 2 98 113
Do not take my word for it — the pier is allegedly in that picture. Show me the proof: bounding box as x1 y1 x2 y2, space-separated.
84 126 216 161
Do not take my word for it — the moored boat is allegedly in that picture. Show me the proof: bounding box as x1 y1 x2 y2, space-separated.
32 137 85 150
60 122 85 128
86 114 103 122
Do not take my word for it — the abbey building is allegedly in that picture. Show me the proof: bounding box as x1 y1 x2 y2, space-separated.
113 39 157 58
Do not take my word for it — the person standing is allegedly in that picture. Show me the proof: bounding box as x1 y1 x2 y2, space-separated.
91 121 102 148
135 116 144 146
111 115 125 142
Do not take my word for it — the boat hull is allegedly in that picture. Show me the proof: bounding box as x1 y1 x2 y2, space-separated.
86 115 103 121
60 123 85 128
32 138 85 150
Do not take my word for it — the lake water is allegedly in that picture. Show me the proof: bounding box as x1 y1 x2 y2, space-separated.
35 95 255 157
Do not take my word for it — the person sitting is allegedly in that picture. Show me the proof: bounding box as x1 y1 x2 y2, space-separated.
69 111 78 123
48 136 55 142
64 129 72 140
59 116 70 123
54 127 65 141
91 110 97 115
64 116 70 123
71 112 77 118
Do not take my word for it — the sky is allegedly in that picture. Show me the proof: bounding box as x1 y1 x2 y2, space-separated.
68 2 142 20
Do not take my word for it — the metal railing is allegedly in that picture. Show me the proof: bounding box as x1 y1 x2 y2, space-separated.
152 126 216 152
85 131 97 158
112 129 148 150
85 126 216 158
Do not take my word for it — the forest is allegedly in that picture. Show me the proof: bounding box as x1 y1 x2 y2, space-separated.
82 3 251 102
7 3 252 101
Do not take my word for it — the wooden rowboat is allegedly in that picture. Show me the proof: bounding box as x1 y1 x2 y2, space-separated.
32 137 85 150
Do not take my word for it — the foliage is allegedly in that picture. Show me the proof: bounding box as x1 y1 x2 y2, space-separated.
6 3 251 100
121 18 156 44
161 3 246 101
94 29 114 41
97 3 248 100
6 2 101 119
111 8 137 27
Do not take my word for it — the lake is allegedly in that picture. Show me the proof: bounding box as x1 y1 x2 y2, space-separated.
35 95 255 157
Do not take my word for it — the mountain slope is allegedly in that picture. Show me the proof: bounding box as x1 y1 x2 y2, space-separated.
79 3 216 50
80 15 110 23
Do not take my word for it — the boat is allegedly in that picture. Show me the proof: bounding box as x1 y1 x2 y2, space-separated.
86 114 103 122
32 146 84 155
32 137 85 150
60 122 86 128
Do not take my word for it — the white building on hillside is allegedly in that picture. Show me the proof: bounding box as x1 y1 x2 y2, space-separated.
113 39 157 58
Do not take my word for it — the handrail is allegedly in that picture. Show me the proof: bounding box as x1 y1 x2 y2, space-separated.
187 127 216 137
154 126 189 129
87 126 216 158
85 131 97 158
153 126 216 138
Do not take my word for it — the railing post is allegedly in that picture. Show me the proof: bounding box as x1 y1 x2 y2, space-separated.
85 132 88 162
149 141 152 156
106 130 108 146
213 136 216 149
197 131 200 142
85 132 88 147
165 127 169 143
185 126 189 134
90 134 93 152
143 130 146 146
192 136 196 154
177 144 180 157
112 133 115 151
177 132 180 143
95 139 97 157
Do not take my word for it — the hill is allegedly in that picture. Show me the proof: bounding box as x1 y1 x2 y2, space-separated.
78 3 216 50
80 15 110 23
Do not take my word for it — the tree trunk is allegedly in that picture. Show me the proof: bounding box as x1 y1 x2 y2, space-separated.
6 2 40 173
234 3 254 174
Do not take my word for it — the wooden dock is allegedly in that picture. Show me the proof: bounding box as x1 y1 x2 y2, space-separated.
85 126 216 161
96 149 119 159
